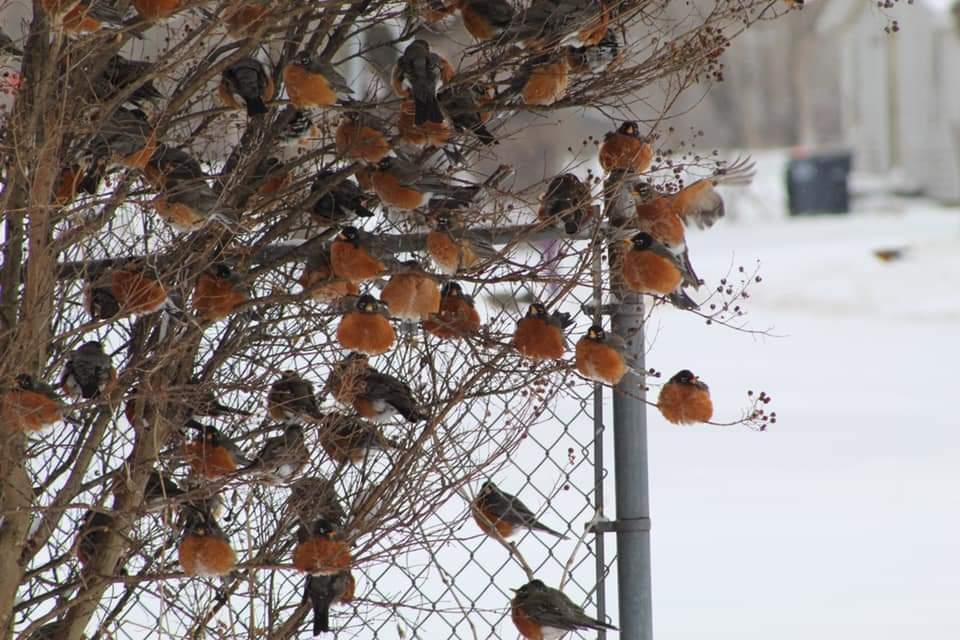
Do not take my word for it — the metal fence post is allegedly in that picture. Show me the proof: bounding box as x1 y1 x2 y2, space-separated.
611 285 653 640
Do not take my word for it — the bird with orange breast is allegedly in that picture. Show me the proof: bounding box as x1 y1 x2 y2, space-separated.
181 420 252 480
335 112 392 164
423 281 481 340
566 28 622 74
425 214 498 275
178 507 237 577
392 39 454 126
1 374 64 432
370 156 463 211
455 0 515 41
512 51 570 107
599 121 653 173
306 570 356 636
398 98 451 147
329 226 391 284
514 303 573 361
471 480 568 540
336 294 397 356
283 52 352 109
83 108 157 174
299 247 360 303
41 0 129 34
657 369 713 425
85 264 167 320
575 324 627 386
380 260 442 323
505 0 609 49
325 352 426 423
153 181 240 233
317 413 404 464
143 145 205 190
539 173 594 235
192 263 249 322
293 518 352 576
438 82 496 146
620 232 698 309
219 57 273 117
511 579 618 640
224 0 272 37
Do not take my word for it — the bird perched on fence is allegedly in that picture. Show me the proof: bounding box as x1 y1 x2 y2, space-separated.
318 413 404 464
539 173 594 235
336 112 391 164
242 423 310 484
307 171 377 226
392 39 452 125
178 507 236 576
268 371 324 422
305 571 356 635
293 518 352 576
182 420 251 479
1 374 64 432
511 579 618 640
454 0 516 41
192 264 249 321
299 247 360 303
219 57 273 116
380 260 442 323
575 324 627 386
425 214 497 275
657 369 713 425
514 303 573 361
620 232 697 309
61 341 115 400
472 480 568 540
599 121 652 173
84 264 168 319
74 510 115 569
330 226 391 283
326 352 426 423
336 294 396 356
423 281 481 339
283 52 352 108
438 83 496 145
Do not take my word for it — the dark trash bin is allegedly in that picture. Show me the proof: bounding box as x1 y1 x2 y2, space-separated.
786 150 852 215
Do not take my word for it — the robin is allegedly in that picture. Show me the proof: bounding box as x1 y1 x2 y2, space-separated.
514 303 572 361
566 28 621 74
513 52 570 106
85 107 157 171
354 165 375 192
574 324 627 386
330 226 390 284
299 247 360 303
141 469 187 512
61 341 115 400
182 419 252 479
455 0 515 41
268 371 323 421
657 369 713 425
293 518 352 576
599 121 653 174
181 379 252 419
251 156 290 198
288 475 347 527
408 0 456 24
1 374 64 432
423 281 481 339
192 263 249 321
370 156 483 211
85 264 168 319
380 260 441 322
438 83 495 146
620 231 698 310
336 294 396 356
392 40 452 125
634 156 755 233
539 173 593 234
178 507 237 577
308 170 377 226
219 57 274 117
326 352 426 423
305 571 355 635
506 0 609 49
603 168 643 227
132 0 181 20
397 98 451 147
318 412 403 464
278 108 315 146
153 181 239 233
511 579 618 640
242 423 310 484
88 54 164 108
425 214 497 275
472 480 568 540
143 144 205 190
42 0 128 34
224 0 271 37
283 52 352 108
335 112 392 164
74 510 114 569
52 165 89 205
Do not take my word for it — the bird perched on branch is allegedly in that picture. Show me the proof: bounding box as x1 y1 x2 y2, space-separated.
335 112 392 164
87 54 164 108
143 145 205 190
308 171 377 226
511 579 618 640
242 423 309 484
268 371 324 422
398 98 451 147
330 226 391 284
514 303 573 361
61 341 115 400
326 352 426 423
566 28 621 74
140 470 187 512
392 39 453 126
599 121 652 173
224 0 272 37
380 260 442 323
287 476 347 527
299 247 360 303
438 83 496 145
178 507 236 577
425 214 497 275
539 173 594 235
657 369 713 425
575 324 627 385
192 264 249 322
42 0 130 34
454 0 516 41
152 181 239 233
1 374 64 432
219 57 273 117
423 281 481 339
182 420 251 479
305 571 355 636
293 518 352 576
283 52 352 108
513 52 571 107
74 510 115 569
132 0 182 20
318 413 404 464
84 264 167 320
180 380 252 419
472 480 568 540
84 107 157 172
505 0 609 49
336 294 396 356
620 232 698 309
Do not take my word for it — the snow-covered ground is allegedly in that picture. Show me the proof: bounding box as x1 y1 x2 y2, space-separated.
636 150 960 639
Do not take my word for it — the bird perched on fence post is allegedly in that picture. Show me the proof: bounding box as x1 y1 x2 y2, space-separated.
575 324 627 386
620 231 698 310
657 369 713 425
511 579 618 640
472 480 568 540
